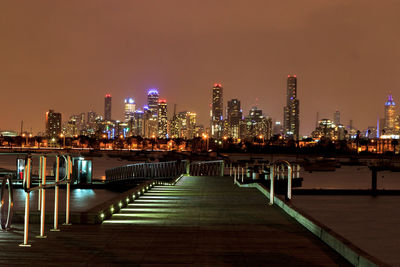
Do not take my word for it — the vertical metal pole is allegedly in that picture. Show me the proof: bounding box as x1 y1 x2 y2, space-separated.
233 167 236 184
64 156 72 225
287 165 292 200
37 156 47 238
20 157 32 247
269 165 274 205
229 163 232 177
38 157 42 210
220 161 224 177
241 167 244 183
51 156 60 231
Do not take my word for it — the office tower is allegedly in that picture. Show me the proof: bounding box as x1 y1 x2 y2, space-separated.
124 98 136 122
241 107 272 140
104 94 112 121
211 83 223 139
283 75 300 140
227 99 242 138
87 111 97 134
45 109 62 138
147 89 159 115
131 110 145 136
333 110 340 126
170 111 197 139
384 94 396 132
157 99 168 138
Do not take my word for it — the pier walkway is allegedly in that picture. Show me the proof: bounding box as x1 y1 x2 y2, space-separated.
0 176 349 266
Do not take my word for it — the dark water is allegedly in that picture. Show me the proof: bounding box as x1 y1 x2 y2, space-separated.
294 166 400 266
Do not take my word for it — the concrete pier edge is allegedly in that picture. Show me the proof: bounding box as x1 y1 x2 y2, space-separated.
236 181 390 267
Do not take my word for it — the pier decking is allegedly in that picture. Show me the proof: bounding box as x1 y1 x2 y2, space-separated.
0 176 350 266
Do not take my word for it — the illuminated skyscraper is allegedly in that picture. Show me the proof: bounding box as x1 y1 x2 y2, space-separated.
211 83 223 139
283 75 300 140
147 89 159 115
124 98 136 122
45 109 62 138
104 94 112 121
227 99 242 138
333 110 340 126
170 111 197 139
384 94 396 132
157 99 168 138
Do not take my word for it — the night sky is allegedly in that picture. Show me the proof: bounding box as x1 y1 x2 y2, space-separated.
1 0 399 135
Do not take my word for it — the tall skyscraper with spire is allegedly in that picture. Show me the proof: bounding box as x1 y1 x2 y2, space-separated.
104 94 112 121
211 83 223 139
384 93 396 133
283 75 300 140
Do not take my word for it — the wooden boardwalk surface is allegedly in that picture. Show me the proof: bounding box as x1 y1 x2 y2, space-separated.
0 176 350 266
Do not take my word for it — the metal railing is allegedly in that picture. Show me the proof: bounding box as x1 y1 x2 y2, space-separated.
229 161 301 204
105 160 189 182
19 154 72 247
189 160 224 176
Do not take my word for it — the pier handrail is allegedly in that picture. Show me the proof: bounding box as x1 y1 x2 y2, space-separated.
19 154 73 247
105 160 188 182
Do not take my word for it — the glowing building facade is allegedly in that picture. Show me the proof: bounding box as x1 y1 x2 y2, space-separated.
227 99 242 138
46 109 62 138
283 75 300 140
211 83 223 139
124 98 136 122
157 99 168 138
384 94 396 132
104 94 112 121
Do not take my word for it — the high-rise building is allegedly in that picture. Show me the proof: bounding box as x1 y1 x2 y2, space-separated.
157 99 168 138
170 111 197 139
227 99 242 138
211 83 223 139
87 110 97 134
130 110 145 136
333 110 340 126
147 89 159 115
384 94 396 132
45 109 62 138
241 107 272 140
124 98 136 122
283 75 300 140
104 94 112 121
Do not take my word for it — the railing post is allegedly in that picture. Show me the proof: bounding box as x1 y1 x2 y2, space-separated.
229 163 232 177
20 157 32 247
51 156 60 232
220 161 224 177
269 164 275 205
186 161 190 175
63 156 72 225
37 156 47 239
233 166 236 184
241 167 244 183
38 156 42 211
287 164 292 201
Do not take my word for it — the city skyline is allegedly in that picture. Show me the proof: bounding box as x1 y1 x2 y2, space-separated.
1 1 399 135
